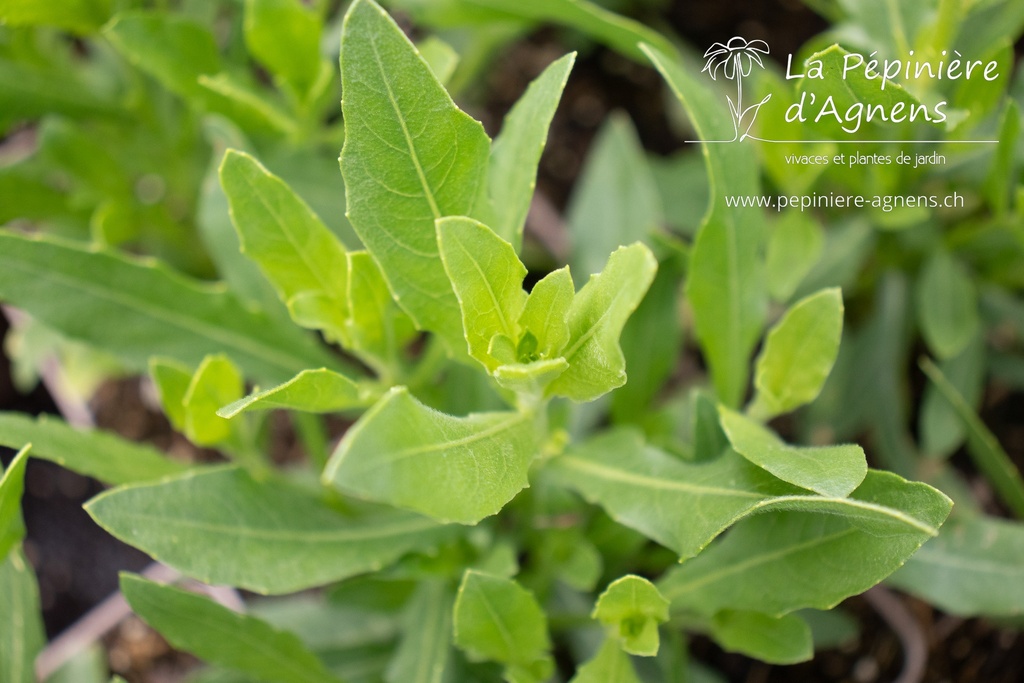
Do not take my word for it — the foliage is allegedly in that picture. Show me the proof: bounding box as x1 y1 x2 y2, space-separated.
0 0 1022 680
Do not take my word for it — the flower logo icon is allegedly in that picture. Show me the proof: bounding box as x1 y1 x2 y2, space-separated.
702 37 772 141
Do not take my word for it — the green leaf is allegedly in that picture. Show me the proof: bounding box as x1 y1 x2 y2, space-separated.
104 12 221 102
86 466 453 594
567 113 662 287
547 243 657 402
0 0 111 33
324 387 540 524
0 412 186 486
0 549 44 683
489 53 575 249
197 74 298 136
340 0 491 353
417 36 460 85
920 357 1024 517
344 251 418 376
984 100 1020 214
708 611 812 665
766 212 823 303
643 45 765 408
149 357 194 433
244 0 323 96
917 250 980 360
570 638 640 683
0 230 343 383
548 429 950 562
888 515 1024 617
386 581 454 683
750 288 844 419
658 472 951 616
0 446 29 562
454 570 552 679
46 645 107 683
493 358 569 395
182 355 244 446
719 407 866 498
919 332 985 458
592 575 669 657
437 216 527 371
122 574 341 683
518 266 573 360
462 0 674 64
220 368 373 418
220 149 350 343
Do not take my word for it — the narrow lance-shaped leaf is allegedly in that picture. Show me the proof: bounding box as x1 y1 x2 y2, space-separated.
454 570 553 682
719 407 866 498
0 549 45 683
887 515 1024 617
642 44 765 408
220 149 350 343
0 446 30 563
244 0 323 96
182 355 244 446
567 113 662 287
916 250 980 360
547 243 657 402
657 473 951 617
766 211 824 303
324 387 541 524
0 231 345 383
122 575 342 683
219 368 375 418
518 266 573 359
340 0 491 353
592 575 669 657
437 216 527 371
708 611 812 665
0 412 187 486
548 429 950 562
87 466 455 594
489 52 576 249
385 581 454 683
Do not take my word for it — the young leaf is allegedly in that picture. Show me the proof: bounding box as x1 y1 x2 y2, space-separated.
87 466 454 594
385 581 454 683
0 231 344 383
220 149 350 343
917 250 980 360
0 446 29 562
437 216 527 371
0 549 44 683
570 638 640 683
489 53 576 249
518 266 573 360
121 574 342 683
182 355 244 446
454 570 553 680
708 611 812 665
719 407 866 498
493 358 569 395
0 412 186 486
658 473 951 617
150 357 193 431
345 251 418 376
750 288 844 419
340 0 491 353
324 387 540 524
244 0 323 96
548 429 949 562
888 515 1024 617
592 575 670 657
766 212 823 303
642 45 765 408
104 12 221 102
219 368 373 418
417 36 460 85
567 113 662 286
547 243 657 402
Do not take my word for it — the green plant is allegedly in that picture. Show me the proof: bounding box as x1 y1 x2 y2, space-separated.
2 0 1023 681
